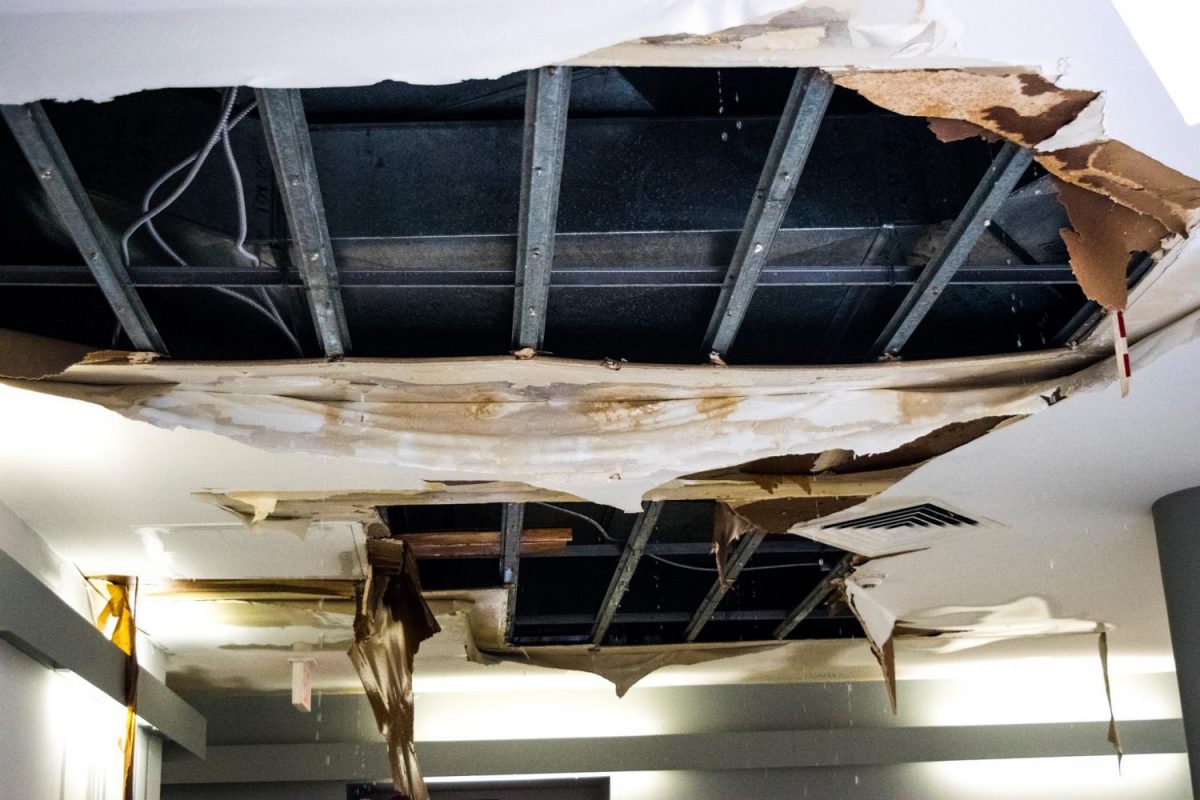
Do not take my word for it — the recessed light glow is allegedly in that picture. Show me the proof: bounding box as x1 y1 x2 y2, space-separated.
922 754 1188 798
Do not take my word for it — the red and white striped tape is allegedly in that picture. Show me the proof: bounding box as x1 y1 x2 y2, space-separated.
1113 310 1131 397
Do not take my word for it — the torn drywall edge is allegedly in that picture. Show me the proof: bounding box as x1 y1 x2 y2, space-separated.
8 376 1070 511
429 587 789 697
834 70 1100 147
0 329 1100 511
1 334 1095 392
190 466 911 523
799 305 1200 556
0 328 154 380
0 1 967 105
350 549 440 800
843 574 898 712
833 69 1200 316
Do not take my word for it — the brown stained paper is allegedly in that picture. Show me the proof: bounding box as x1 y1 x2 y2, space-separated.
0 330 1091 512
1041 141 1200 236
711 502 759 584
1098 630 1123 767
349 544 440 800
835 69 1200 315
1055 180 1169 310
926 117 995 144
835 71 1097 146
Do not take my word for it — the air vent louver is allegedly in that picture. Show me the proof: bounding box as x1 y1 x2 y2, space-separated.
822 503 979 531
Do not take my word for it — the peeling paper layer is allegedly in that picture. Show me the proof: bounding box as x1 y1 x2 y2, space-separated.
835 70 1099 147
350 548 440 800
834 69 1200 316
427 589 784 697
2 335 1096 510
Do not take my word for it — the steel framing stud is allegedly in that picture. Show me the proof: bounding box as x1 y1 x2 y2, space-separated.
1 103 167 353
683 529 768 643
256 88 351 357
500 502 526 641
869 141 1034 359
512 66 571 350
702 68 834 359
590 502 664 646
773 553 854 639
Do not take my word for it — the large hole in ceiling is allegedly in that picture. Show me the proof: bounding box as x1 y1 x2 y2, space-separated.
0 67 1099 364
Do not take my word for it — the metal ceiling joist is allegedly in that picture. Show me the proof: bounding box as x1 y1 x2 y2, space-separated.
590 501 663 645
702 68 834 358
822 223 896 362
869 141 1035 359
255 88 351 358
530 538 824 559
512 66 571 350
0 103 167 353
773 552 854 638
683 529 768 642
500 502 525 641
1050 252 1155 347
0 549 205 757
0 260 1077 289
529 608 846 627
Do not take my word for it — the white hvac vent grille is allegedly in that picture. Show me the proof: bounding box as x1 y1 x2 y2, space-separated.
796 500 997 557
822 503 979 531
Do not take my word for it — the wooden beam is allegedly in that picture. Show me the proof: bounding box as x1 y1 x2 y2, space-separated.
384 528 573 560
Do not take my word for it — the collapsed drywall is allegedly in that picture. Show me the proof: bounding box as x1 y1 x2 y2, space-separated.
834 70 1200 316
349 544 440 800
804 305 1200 706
0 332 1096 511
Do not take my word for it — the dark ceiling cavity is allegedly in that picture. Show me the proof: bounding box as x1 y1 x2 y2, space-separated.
388 501 860 648
0 66 1094 363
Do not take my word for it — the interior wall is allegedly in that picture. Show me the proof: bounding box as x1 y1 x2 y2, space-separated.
606 760 1192 800
162 676 1189 800
161 758 1192 800
0 501 162 800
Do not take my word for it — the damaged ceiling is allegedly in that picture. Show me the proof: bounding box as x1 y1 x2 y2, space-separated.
2 3 1200 797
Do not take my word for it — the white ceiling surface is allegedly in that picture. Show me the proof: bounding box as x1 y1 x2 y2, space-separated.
854 326 1200 674
0 382 438 578
0 1 1197 178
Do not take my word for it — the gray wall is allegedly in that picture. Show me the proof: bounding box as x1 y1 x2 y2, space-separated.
0 501 162 800
162 679 1191 800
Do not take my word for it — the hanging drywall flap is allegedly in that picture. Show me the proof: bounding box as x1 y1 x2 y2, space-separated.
350 543 439 800
834 69 1200 315
431 588 786 697
1054 179 1169 310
